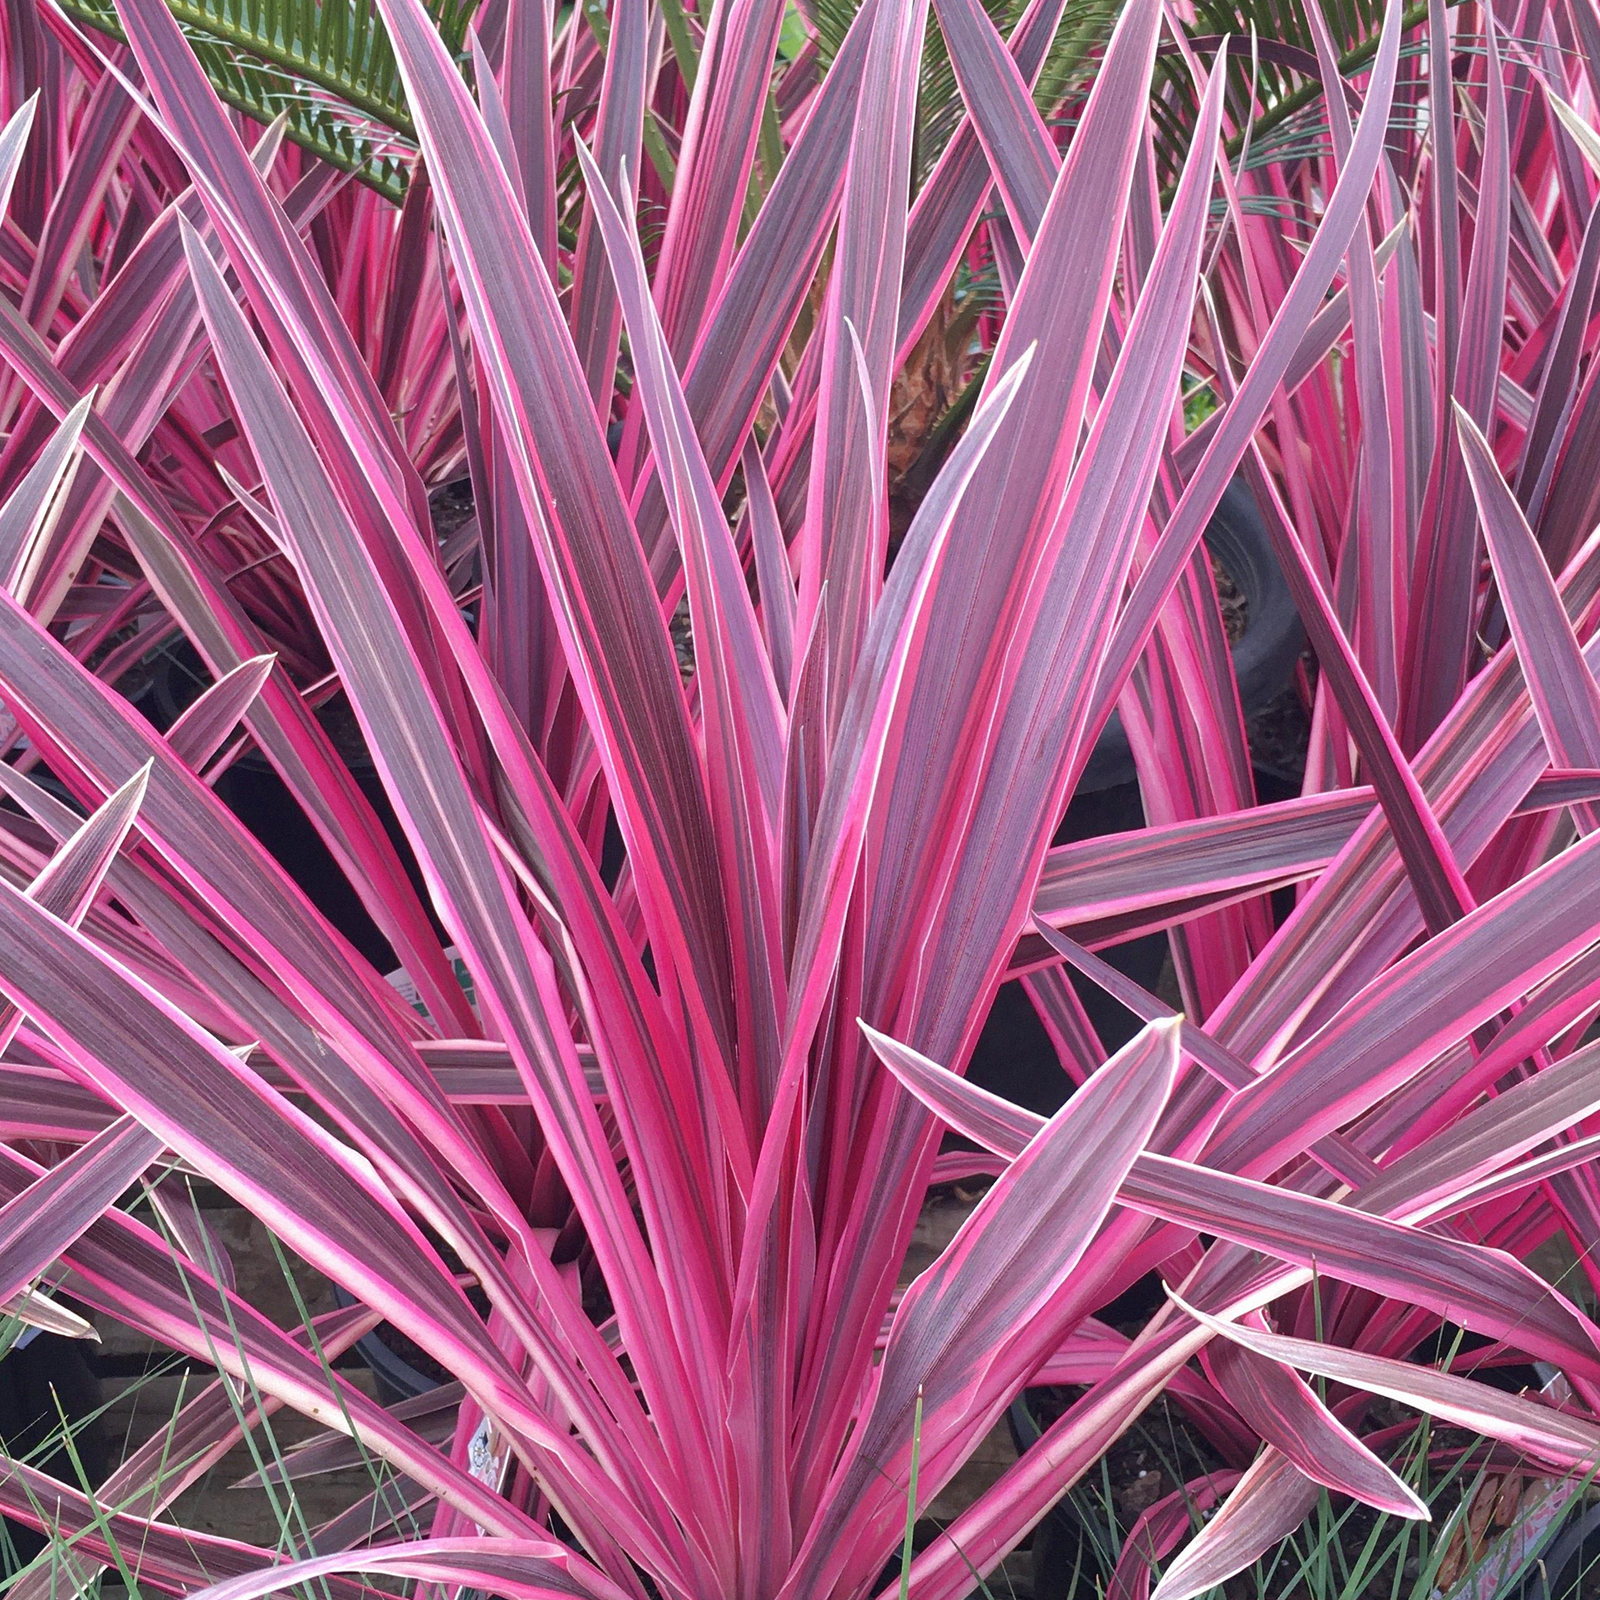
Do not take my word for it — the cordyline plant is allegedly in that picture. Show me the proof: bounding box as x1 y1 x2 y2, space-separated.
3 0 1600 1594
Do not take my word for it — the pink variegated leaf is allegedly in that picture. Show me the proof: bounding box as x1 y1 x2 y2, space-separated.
0 301 469 1037
469 33 527 221
1123 1158 1600 1381
20 762 148 922
146 1170 237 1291
0 97 39 223
0 880 505 1397
859 0 1165 1020
903 1024 1598 1600
650 0 791 362
9 1302 386 1600
741 345 1034 1260
0 1114 163 1305
302 1476 435 1549
567 0 646 405
1205 829 1600 1178
108 457 725 1470
11 65 137 344
576 144 785 816
1028 768 1600 952
1459 403 1600 829
1361 1035 1600 1221
165 653 276 772
106 0 427 535
1439 1129 1600 1215
575 140 786 1115
494 0 557 265
373 0 741 1092
1100 0 1402 748
1400 11 1511 746
0 762 151 1053
1234 444 1478 936
14 136 305 636
7 0 1599 1593
868 1028 1600 1375
866 31 1230 1139
237 1384 463 1486
788 121 1241 1558
180 221 708 1567
1033 926 1255 1092
791 117 1240 1564
1190 544 1600 1096
0 1140 540 1538
1202 1336 1425 1517
1517 107 1600 510
756 0 1090 547
0 1459 374 1598
1022 964 1104 1083
875 1022 1177 1414
1037 927 1380 1187
176 1538 628 1600
1174 1292 1600 1473
0 599 535 1228
0 1060 117 1141
789 1020 1179 1599
742 437 796 698
733 352 1035 1571
1149 1451 1320 1600
794 0 931 709
101 0 496 852
0 875 692 1577
629 1 879 575
0 392 91 598
1301 0 1404 715
1532 770 1600 809
896 0 1070 345
4 1289 97 1340
931 0 1056 244
863 1021 1040 1157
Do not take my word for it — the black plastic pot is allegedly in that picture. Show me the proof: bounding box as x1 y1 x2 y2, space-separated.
331 1287 438 1405
1078 479 1303 793
966 479 1301 1115
1513 1497 1600 1599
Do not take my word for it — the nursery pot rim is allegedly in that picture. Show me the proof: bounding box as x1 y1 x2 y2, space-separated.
1077 475 1302 794
331 1284 440 1402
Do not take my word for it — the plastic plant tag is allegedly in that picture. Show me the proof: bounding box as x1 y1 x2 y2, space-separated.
385 944 477 1021
1436 1373 1583 1600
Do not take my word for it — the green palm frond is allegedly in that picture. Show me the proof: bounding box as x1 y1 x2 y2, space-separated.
810 0 1437 191
57 0 1439 207
1165 0 1434 181
810 0 1118 183
57 0 480 201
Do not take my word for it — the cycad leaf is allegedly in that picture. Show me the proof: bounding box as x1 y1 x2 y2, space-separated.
58 0 480 200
